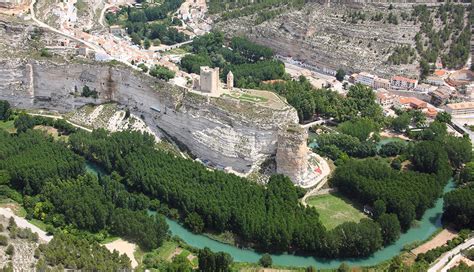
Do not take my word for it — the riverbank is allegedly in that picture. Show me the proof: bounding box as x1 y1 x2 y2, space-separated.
162 180 456 269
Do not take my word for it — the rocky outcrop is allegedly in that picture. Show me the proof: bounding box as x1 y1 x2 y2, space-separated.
0 60 299 173
215 2 421 78
276 124 309 185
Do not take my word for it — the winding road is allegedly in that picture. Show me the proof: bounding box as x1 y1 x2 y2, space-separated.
428 237 474 272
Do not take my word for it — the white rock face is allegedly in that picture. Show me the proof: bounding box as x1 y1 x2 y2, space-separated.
0 60 299 173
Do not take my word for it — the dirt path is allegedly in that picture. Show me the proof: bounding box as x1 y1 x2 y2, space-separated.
412 228 458 256
0 208 52 243
28 113 93 132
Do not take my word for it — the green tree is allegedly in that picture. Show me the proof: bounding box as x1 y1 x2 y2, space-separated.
144 38 151 49
444 136 472 169
373 199 386 219
165 255 193 272
336 69 346 82
5 244 14 256
0 100 11 121
436 112 452 123
259 253 272 268
391 113 411 132
0 235 7 246
130 32 142 46
338 262 350 272
459 162 474 184
149 65 176 80
184 212 205 233
377 213 401 245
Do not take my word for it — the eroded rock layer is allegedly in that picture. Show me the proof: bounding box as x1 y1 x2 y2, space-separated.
0 60 299 173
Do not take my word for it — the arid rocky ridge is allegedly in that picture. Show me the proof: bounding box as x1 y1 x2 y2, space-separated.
0 57 299 172
215 2 428 77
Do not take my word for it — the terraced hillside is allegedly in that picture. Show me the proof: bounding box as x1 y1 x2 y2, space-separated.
214 2 472 78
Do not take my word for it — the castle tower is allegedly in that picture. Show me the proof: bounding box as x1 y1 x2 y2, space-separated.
199 66 219 95
226 71 234 90
276 124 309 186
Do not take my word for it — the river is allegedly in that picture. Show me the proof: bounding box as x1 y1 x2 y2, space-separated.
86 161 455 269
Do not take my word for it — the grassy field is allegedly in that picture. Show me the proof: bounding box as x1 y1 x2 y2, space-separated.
29 218 49 231
0 120 15 133
306 193 367 230
143 240 198 268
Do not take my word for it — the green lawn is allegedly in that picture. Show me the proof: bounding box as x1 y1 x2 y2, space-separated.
154 240 179 260
29 219 50 231
306 193 368 230
0 120 15 133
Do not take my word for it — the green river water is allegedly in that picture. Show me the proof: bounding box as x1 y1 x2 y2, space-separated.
86 161 455 269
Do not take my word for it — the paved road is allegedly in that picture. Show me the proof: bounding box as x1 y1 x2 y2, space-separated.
98 3 113 28
428 237 474 272
0 208 52 243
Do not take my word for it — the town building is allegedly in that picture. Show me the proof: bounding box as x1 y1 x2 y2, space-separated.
390 76 418 90
415 83 436 93
110 25 124 36
425 107 438 119
375 90 393 107
446 102 474 116
373 77 390 90
434 69 448 78
199 66 220 95
430 88 450 106
355 72 376 87
395 97 427 110
426 75 445 86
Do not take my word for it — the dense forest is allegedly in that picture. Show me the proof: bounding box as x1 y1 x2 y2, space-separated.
443 162 474 229
261 79 383 123
0 99 472 269
105 0 188 46
0 130 169 253
180 31 285 88
66 128 415 258
35 233 132 271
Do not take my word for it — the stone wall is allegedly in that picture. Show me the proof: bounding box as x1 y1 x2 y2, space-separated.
0 60 299 173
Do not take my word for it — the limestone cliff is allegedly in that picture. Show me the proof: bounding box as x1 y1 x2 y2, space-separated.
0 60 298 173
276 124 309 185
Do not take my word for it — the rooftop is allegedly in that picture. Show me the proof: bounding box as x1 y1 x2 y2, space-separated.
398 97 426 108
434 70 447 77
446 102 474 110
358 72 376 78
392 75 418 84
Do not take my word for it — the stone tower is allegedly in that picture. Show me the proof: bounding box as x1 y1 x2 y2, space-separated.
200 66 219 95
226 71 234 89
276 124 309 185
